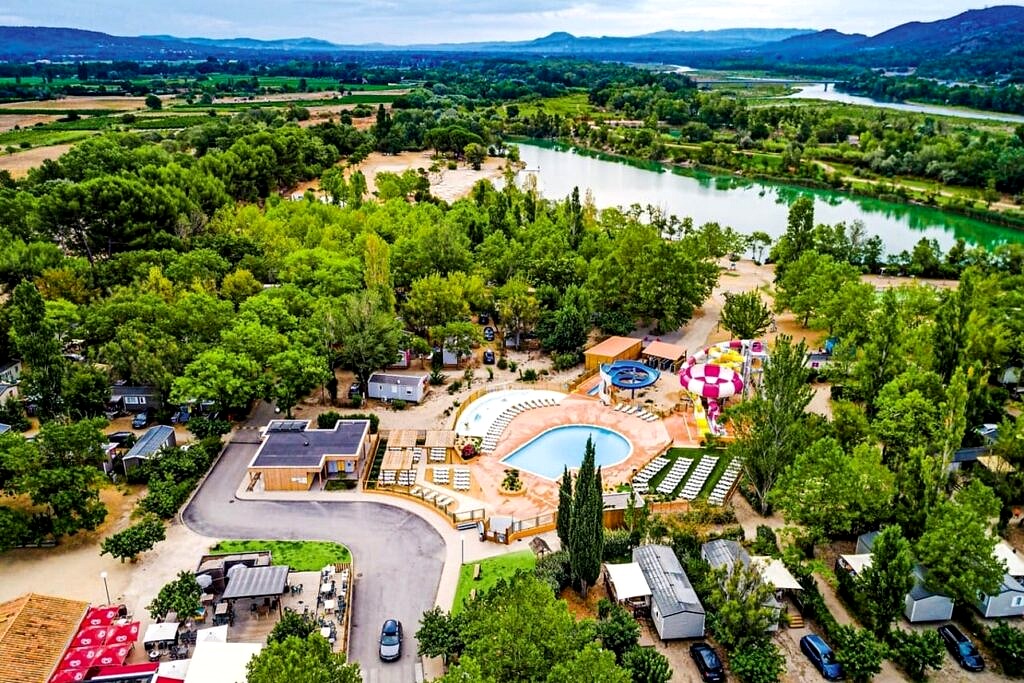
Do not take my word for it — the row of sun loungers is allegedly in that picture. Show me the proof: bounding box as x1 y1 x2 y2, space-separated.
410 486 454 509
433 467 450 485
708 460 742 506
612 404 659 422
429 447 447 463
481 397 560 453
679 455 719 500
631 456 670 494
454 467 471 491
655 458 694 495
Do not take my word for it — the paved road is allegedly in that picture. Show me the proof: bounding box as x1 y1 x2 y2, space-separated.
182 433 446 683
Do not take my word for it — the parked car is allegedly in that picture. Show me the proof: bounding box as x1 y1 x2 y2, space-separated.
938 624 985 672
478 312 490 325
689 643 725 682
483 326 495 341
348 379 362 399
131 409 152 429
483 349 496 365
800 634 844 681
379 619 402 661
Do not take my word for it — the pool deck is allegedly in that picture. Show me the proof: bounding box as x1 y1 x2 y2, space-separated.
472 396 672 517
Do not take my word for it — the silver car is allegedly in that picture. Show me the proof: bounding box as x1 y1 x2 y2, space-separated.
379 619 402 661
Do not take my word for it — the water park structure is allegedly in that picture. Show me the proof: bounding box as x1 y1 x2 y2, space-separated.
598 360 661 404
681 339 768 437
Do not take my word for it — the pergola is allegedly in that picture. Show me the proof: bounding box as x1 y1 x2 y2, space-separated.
642 341 687 371
220 565 289 618
424 430 456 460
380 449 415 475
388 430 418 449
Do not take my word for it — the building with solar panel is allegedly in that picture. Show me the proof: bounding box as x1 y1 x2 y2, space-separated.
245 418 372 491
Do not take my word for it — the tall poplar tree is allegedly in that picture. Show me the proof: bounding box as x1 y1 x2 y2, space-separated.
570 437 602 597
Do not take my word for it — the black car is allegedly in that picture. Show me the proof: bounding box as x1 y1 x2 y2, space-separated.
483 349 496 365
689 643 725 682
938 624 985 672
478 312 490 325
483 326 495 341
379 619 402 661
348 379 362 399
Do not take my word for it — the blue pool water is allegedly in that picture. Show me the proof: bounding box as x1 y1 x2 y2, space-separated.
502 425 632 480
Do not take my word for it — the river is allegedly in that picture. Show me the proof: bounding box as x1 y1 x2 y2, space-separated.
787 84 1024 124
513 140 1024 254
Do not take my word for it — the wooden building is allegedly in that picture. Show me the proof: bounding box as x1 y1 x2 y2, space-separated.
584 336 642 371
247 419 371 491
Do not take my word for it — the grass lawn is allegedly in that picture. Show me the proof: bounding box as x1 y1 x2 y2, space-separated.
209 540 351 571
452 550 536 615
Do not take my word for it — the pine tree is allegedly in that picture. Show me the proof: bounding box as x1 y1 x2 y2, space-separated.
557 465 573 549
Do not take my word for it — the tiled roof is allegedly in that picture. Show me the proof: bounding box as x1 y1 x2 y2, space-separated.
0 593 89 683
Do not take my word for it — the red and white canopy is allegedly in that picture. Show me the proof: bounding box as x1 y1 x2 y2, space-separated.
680 363 743 399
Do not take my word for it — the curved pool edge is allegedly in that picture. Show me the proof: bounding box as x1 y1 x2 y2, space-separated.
500 423 634 481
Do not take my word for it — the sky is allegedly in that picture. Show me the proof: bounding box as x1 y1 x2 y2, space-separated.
0 1 1009 44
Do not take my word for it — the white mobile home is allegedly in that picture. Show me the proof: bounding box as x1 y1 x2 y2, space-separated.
367 372 429 404
633 545 705 640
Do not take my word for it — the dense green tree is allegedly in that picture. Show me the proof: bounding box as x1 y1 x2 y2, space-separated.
720 291 772 340
727 335 813 515
546 643 630 683
596 600 640 662
557 466 572 549
770 439 894 538
334 291 405 393
915 481 1004 605
403 273 473 334
148 571 201 621
729 642 786 683
11 281 65 418
172 348 264 410
857 525 915 636
987 622 1024 677
832 626 884 683
63 364 110 419
220 268 262 308
416 606 465 663
267 348 330 417
621 646 671 683
496 276 540 350
569 437 603 597
707 562 777 649
464 143 487 171
774 251 860 327
247 634 361 683
267 609 318 644
100 515 165 563
886 628 944 681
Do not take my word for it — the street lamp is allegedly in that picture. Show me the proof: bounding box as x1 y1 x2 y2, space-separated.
100 571 111 605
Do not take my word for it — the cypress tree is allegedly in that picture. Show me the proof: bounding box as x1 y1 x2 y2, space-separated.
557 465 573 549
570 436 602 597
593 465 605 565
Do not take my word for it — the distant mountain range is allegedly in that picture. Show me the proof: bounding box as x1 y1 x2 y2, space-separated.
1 5 1023 72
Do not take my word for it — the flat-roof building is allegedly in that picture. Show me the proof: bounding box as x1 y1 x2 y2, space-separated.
247 418 371 491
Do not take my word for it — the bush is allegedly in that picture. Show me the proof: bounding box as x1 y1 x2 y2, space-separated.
501 469 522 491
391 399 407 411
100 515 165 562
520 368 538 382
986 621 1024 677
317 411 343 429
0 396 30 432
833 625 883 683
349 395 363 408
552 352 581 371
730 642 785 683
339 412 379 433
186 416 231 440
535 550 571 593
508 361 518 372
886 628 944 681
622 646 671 683
751 525 780 556
497 357 508 370
139 476 193 518
447 380 462 394
603 528 633 562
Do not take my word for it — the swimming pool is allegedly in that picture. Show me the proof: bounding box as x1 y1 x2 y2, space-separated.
501 425 632 480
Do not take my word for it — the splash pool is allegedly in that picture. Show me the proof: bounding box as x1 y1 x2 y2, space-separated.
501 425 632 480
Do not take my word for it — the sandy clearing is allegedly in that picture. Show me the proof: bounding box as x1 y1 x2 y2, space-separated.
0 96 151 112
0 113 61 131
213 88 408 106
0 143 75 178
353 151 508 203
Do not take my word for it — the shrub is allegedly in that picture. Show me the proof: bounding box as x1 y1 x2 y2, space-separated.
520 368 538 382
349 395 363 408
391 399 407 411
486 367 494 381
333 412 380 433
986 621 1024 677
447 380 462 394
187 416 231 439
497 357 508 370
139 476 193 518
886 628 944 681
317 411 343 429
535 549 571 593
603 528 633 562
501 469 522 491
508 361 518 372
552 352 581 371
730 642 785 683
622 646 671 683
100 515 165 563
751 525 780 556
833 625 883 683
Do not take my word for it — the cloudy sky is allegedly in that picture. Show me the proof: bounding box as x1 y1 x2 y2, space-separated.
0 0 1002 43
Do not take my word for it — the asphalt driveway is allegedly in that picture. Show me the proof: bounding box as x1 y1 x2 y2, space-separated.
182 433 445 683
